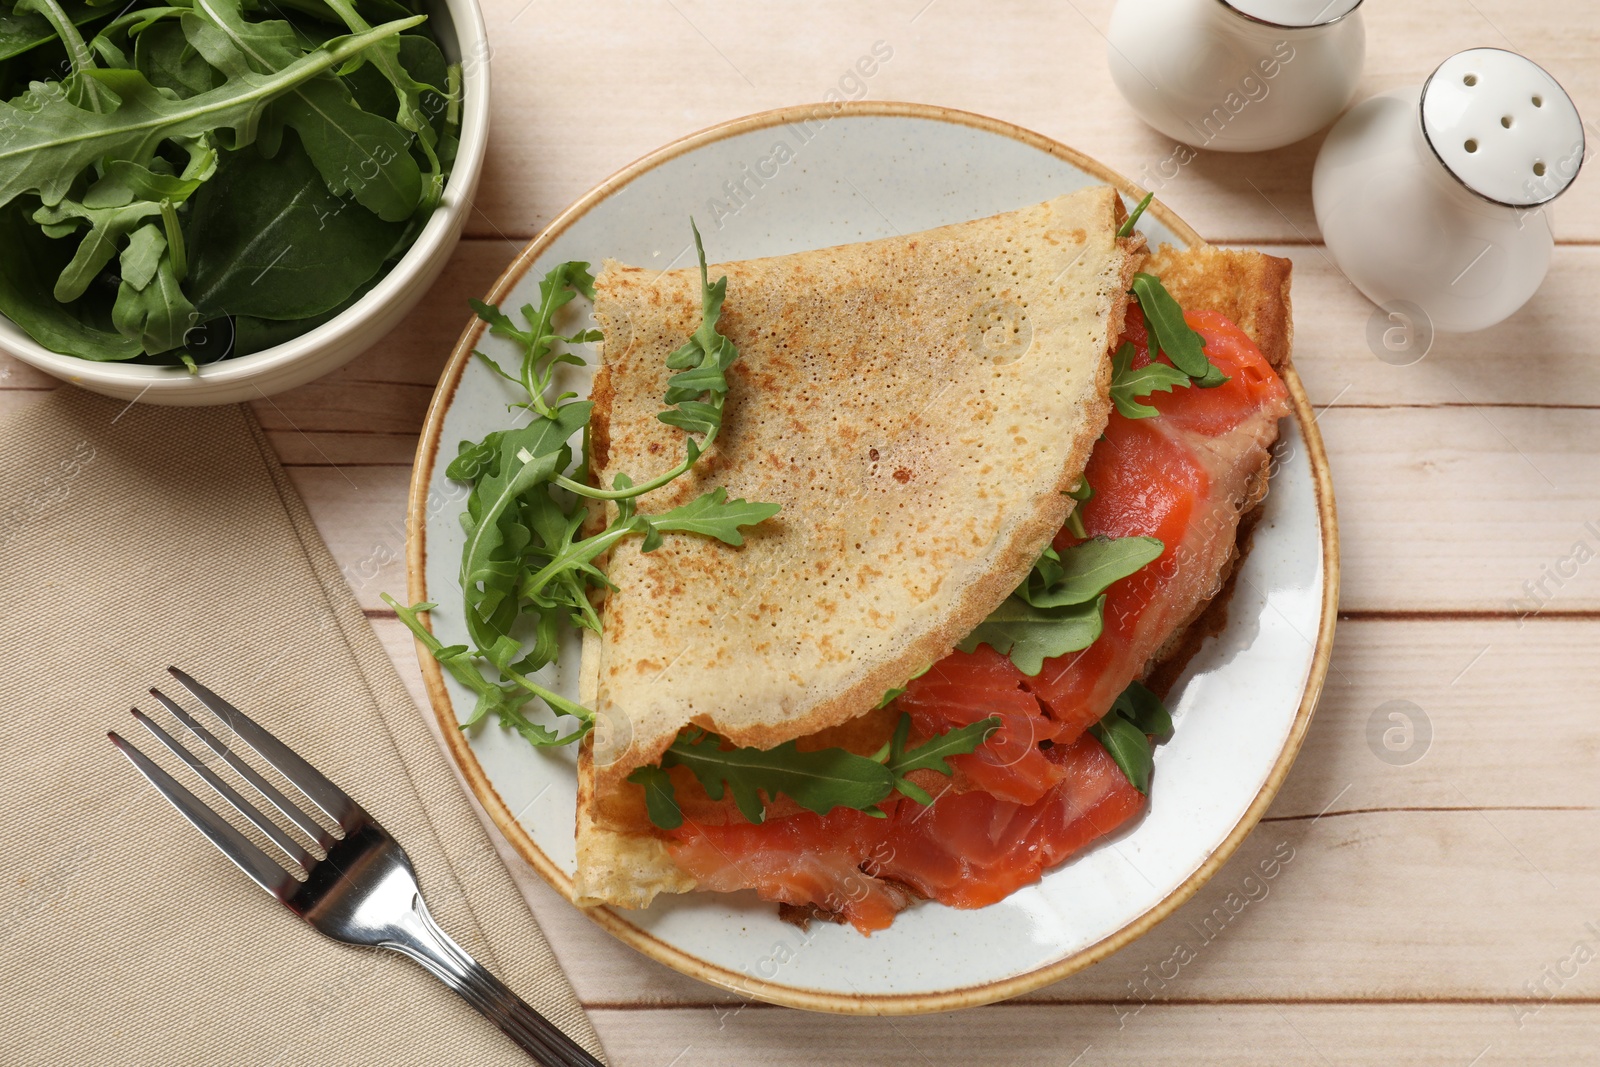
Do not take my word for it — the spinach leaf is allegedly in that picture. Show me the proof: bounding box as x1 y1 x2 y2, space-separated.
0 199 141 360
182 128 407 319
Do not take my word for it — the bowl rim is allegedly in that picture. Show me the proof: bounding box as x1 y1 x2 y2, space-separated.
405 99 1342 1015
0 0 491 393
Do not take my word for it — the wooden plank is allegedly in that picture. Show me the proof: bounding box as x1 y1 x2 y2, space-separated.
288 466 413 607
368 615 1600 1007
467 0 1600 245
1266 246 1600 409
588 1003 1600 1067
1327 405 1600 612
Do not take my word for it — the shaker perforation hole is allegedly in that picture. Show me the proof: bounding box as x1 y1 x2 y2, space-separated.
1501 115 1514 128
1533 95 1545 107
1534 161 1548 177
1463 73 1479 86
1464 139 1479 153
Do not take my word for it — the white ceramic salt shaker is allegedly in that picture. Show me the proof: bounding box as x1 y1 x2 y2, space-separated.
1313 48 1585 333
1106 0 1365 152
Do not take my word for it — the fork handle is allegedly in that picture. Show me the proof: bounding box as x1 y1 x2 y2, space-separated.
384 896 605 1067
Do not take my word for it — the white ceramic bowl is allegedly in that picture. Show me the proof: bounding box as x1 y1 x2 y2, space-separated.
0 0 490 406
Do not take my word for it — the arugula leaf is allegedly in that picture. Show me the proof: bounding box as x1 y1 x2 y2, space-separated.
1018 535 1163 609
1089 680 1173 794
470 259 597 418
958 534 1163 675
628 765 684 830
552 221 734 502
314 0 447 204
957 594 1106 676
880 713 999 806
183 0 423 222
457 403 588 648
1112 679 1173 737
1064 476 1092 540
111 238 195 353
877 662 931 709
398 247 782 750
32 198 161 302
0 14 423 210
629 713 999 829
649 487 782 546
0 0 100 63
1117 190 1154 238
1129 272 1229 388
384 595 591 746
1109 340 1193 420
660 728 896 825
119 223 167 290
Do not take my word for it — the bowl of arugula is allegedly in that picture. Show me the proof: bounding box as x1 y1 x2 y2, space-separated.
0 0 489 405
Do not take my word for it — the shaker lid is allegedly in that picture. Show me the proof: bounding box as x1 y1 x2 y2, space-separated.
1220 0 1362 27
1421 48 1585 208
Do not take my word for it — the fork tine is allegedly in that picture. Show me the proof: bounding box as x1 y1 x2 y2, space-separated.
166 667 362 830
132 709 315 871
109 731 298 901
146 688 332 847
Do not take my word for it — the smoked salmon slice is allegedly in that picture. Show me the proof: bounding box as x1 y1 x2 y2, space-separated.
665 304 1290 933
1026 306 1290 740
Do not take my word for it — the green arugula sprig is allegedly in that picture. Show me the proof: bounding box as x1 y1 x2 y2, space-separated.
1108 272 1229 419
1109 341 1191 419
1064 477 1093 539
1090 681 1173 794
628 713 1000 830
958 535 1163 675
547 222 737 504
395 241 780 749
470 260 603 419
1116 190 1154 238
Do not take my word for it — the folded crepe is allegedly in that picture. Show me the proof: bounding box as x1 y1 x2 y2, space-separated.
573 188 1142 906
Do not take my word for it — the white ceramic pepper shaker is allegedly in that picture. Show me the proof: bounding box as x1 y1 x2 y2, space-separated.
1313 48 1585 333
1106 0 1365 152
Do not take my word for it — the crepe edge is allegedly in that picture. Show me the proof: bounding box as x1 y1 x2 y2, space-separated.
1141 241 1295 674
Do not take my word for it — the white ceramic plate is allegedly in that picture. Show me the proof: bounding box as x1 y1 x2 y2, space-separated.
406 102 1338 1015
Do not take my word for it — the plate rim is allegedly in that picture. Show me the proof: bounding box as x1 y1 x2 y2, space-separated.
404 99 1341 1015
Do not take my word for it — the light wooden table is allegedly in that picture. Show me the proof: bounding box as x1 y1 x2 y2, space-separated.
11 1 1600 1062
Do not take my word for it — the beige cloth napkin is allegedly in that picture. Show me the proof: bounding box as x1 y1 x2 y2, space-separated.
0 388 606 1065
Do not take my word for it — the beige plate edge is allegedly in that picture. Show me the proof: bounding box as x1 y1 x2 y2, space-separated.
403 99 1342 1016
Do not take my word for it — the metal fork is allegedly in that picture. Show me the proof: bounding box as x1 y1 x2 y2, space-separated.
108 667 603 1067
